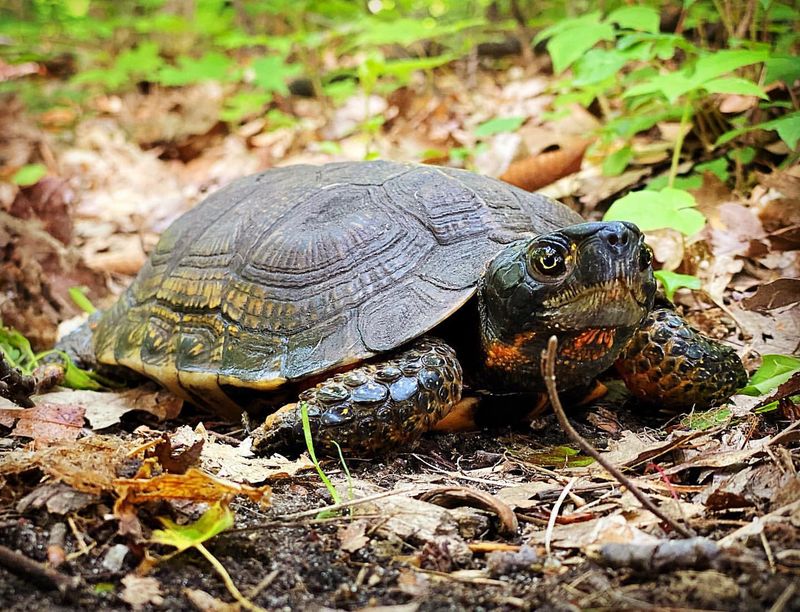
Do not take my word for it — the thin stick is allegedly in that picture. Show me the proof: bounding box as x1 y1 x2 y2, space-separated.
544 476 578 557
540 336 694 539
0 544 81 595
278 487 414 520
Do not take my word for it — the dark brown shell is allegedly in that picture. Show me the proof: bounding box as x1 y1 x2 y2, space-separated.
93 161 581 410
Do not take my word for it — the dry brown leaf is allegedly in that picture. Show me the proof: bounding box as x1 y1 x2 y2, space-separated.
0 435 140 495
338 519 370 553
495 482 553 510
200 435 313 484
148 432 204 474
113 467 271 506
742 278 800 312
500 138 590 192
10 387 184 430
3 403 85 445
121 575 164 610
419 486 519 536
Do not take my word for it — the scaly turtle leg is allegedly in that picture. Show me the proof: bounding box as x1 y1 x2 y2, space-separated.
250 337 463 456
616 308 747 410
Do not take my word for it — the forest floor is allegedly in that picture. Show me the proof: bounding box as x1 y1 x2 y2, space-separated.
0 46 799 611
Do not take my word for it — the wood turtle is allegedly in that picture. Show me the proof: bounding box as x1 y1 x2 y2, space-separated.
70 161 746 454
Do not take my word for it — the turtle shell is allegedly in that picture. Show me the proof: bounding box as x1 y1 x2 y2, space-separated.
93 161 581 414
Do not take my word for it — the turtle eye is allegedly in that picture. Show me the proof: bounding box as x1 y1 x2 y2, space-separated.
639 243 653 271
528 245 568 279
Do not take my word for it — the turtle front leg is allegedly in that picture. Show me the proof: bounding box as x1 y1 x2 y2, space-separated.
616 308 747 410
250 338 463 456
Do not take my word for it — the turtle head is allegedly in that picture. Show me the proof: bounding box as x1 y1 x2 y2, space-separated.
478 221 656 391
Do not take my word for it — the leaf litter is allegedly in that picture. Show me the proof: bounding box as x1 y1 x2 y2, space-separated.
0 17 799 612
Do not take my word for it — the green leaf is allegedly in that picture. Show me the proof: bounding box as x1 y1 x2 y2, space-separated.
534 12 602 45
602 145 634 176
607 6 660 33
695 157 729 181
156 53 233 87
768 113 800 149
251 56 302 95
12 163 47 186
765 56 800 85
604 188 706 235
474 116 525 138
152 502 234 552
0 326 36 373
62 356 103 390
300 402 342 507
702 76 768 99
219 91 272 123
728 146 755 164
624 49 769 104
68 287 97 314
64 0 90 17
547 22 615 74
654 270 702 301
573 49 627 87
690 49 770 84
716 111 800 148
740 354 800 396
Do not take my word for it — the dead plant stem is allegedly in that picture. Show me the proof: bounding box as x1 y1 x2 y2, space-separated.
539 335 694 538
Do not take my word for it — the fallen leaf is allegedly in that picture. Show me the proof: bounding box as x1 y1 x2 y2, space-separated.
6 403 85 445
338 519 370 553
495 482 554 510
114 467 271 507
4 387 184 429
742 278 800 312
121 575 164 610
149 432 204 474
0 435 140 495
500 138 590 192
419 486 519 536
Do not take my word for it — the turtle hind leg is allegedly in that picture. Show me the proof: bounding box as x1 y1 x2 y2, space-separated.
616 308 747 410
249 337 463 456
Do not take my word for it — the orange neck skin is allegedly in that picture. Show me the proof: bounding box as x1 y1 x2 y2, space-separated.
478 324 624 393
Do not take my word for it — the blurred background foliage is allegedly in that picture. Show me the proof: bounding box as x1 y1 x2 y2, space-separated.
0 0 797 184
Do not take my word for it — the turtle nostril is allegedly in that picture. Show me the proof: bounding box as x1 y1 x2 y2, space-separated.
600 222 636 255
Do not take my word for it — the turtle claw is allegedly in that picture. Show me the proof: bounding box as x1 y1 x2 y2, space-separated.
617 308 747 410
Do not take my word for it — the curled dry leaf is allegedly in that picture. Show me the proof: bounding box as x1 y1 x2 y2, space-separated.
114 467 271 506
500 138 590 192
419 486 519 536
148 432 204 475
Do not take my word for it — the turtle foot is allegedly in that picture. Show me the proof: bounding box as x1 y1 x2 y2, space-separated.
249 337 463 456
616 308 747 410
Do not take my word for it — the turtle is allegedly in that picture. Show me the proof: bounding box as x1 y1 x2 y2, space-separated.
76 160 745 455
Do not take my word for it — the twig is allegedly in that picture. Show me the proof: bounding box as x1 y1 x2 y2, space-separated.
245 487 418 527
0 544 81 595
0 352 36 407
768 583 797 612
540 336 694 538
545 476 578 557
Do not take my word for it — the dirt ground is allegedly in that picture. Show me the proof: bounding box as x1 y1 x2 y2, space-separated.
1 21 799 611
